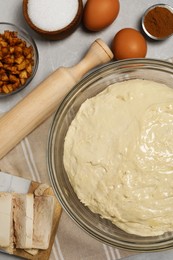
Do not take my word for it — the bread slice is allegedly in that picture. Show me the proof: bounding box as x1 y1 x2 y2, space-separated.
0 192 13 252
32 195 55 250
24 248 39 256
13 193 34 249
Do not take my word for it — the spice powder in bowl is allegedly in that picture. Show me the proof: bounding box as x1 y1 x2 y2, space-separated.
23 0 83 40
142 4 173 40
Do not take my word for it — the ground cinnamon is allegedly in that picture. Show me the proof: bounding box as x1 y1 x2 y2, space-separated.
144 6 173 38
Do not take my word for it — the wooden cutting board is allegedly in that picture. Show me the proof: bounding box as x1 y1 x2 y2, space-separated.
0 175 62 260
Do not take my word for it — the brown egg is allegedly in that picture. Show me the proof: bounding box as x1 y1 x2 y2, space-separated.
83 0 120 31
112 28 147 60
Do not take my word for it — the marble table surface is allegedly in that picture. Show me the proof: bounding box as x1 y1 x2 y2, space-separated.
0 0 173 259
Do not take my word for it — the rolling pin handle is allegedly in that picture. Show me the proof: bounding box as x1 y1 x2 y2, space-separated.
69 39 114 81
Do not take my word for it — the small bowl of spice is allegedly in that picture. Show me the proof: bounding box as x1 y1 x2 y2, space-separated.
0 22 38 97
142 4 173 40
23 0 83 40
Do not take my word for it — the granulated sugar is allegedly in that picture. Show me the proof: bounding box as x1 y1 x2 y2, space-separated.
27 0 79 31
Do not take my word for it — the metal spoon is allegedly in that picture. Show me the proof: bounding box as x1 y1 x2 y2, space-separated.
142 4 173 40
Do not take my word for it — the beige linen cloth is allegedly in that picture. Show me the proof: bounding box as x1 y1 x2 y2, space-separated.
0 57 173 260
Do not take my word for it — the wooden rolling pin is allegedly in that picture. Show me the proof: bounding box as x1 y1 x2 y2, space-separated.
0 39 113 159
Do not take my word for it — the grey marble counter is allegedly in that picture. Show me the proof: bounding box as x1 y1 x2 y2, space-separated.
0 0 173 259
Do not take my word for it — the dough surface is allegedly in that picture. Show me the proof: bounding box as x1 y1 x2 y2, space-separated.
63 79 173 236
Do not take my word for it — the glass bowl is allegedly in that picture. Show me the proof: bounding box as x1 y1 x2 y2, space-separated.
0 22 39 97
47 58 173 252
